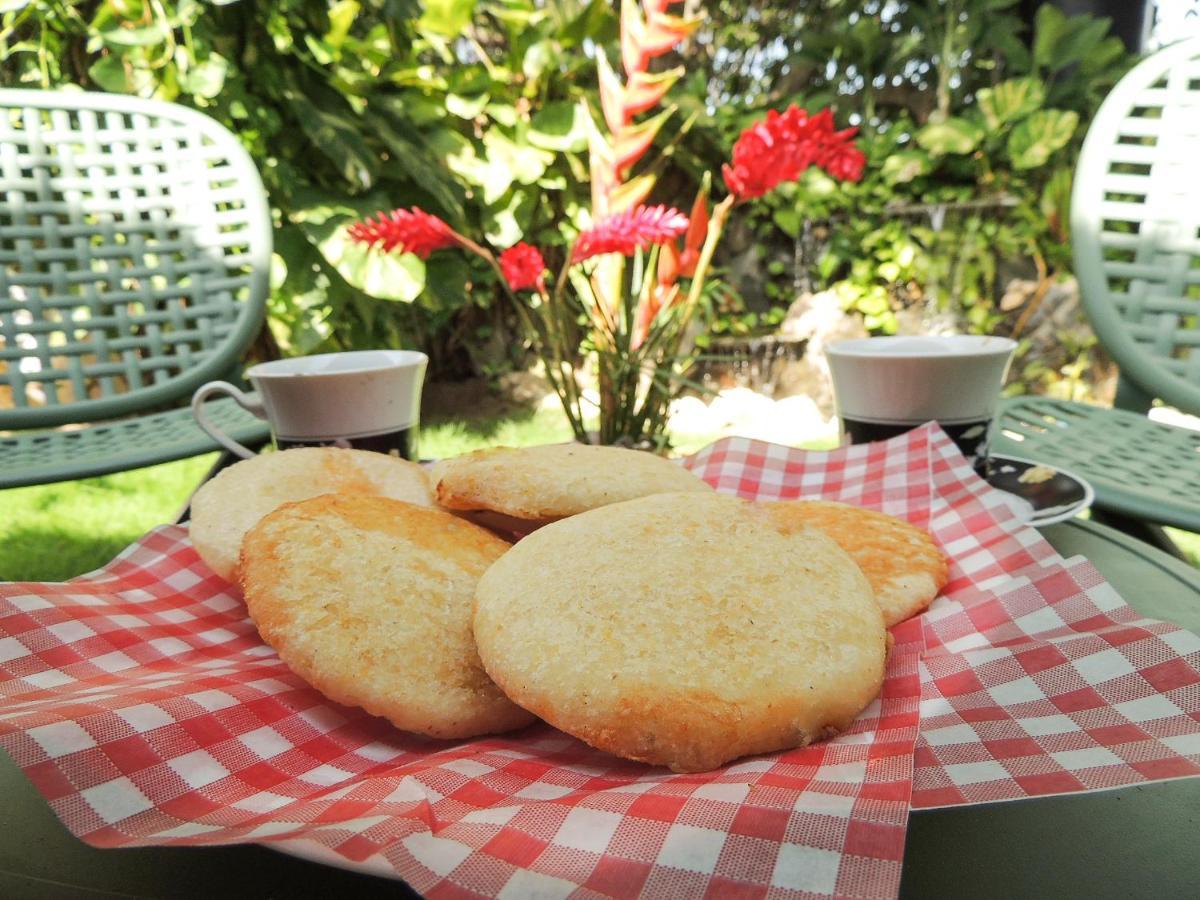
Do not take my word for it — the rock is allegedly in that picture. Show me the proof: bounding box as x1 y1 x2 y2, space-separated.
777 290 868 416
666 386 839 448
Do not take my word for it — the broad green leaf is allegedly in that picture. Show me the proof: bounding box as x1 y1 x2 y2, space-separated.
482 129 553 186
326 0 359 49
418 0 477 37
284 74 378 189
179 55 228 99
562 0 617 49
523 41 558 84
445 92 489 118
101 22 170 47
364 113 464 220
335 238 426 302
881 150 930 184
1033 5 1069 70
915 118 984 155
88 56 128 92
976 78 1045 132
287 189 426 302
772 206 801 238
483 188 534 247
1007 109 1078 169
529 101 587 153
1041 166 1073 242
485 102 520 127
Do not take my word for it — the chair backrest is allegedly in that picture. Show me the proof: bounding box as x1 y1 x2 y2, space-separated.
1071 37 1200 416
0 90 271 430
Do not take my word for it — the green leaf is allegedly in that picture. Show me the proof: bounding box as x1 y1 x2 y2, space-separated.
1007 109 1078 169
483 188 535 247
335 238 426 301
1040 166 1073 241
287 189 426 302
915 118 984 155
562 0 617 49
179 55 229 100
285 86 378 190
772 206 801 238
1033 5 1069 70
881 150 930 184
482 129 553 186
326 0 359 49
418 0 477 37
976 78 1045 132
101 22 170 48
364 112 464 220
528 101 587 153
445 92 490 119
88 56 128 92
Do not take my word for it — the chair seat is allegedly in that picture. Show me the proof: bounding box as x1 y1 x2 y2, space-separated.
994 397 1200 532
0 398 270 490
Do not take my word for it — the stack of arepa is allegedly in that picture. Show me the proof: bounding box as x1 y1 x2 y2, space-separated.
188 442 947 772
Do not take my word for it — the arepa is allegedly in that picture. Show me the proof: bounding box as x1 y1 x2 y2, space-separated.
240 494 534 739
430 443 712 530
762 500 948 626
189 447 433 582
473 492 887 773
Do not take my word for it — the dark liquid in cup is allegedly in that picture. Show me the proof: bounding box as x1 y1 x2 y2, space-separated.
276 424 418 460
841 417 993 477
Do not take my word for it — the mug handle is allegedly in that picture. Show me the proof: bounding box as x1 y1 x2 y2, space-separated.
191 381 267 459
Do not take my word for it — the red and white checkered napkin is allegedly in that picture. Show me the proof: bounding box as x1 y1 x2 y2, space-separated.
909 432 1200 807
0 424 1197 899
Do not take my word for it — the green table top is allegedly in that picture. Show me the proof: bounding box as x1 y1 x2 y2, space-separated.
1 518 1197 899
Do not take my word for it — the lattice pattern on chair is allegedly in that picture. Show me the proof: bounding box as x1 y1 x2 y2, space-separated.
997 397 1200 531
0 396 267 489
0 91 269 430
1075 39 1200 414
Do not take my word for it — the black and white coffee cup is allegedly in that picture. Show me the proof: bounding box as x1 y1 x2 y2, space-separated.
825 335 1017 476
191 349 427 460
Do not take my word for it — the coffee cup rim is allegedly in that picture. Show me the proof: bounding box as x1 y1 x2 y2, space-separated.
826 335 1017 359
246 350 428 379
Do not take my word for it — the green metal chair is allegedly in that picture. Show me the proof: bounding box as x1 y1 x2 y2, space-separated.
994 37 1200 541
0 90 272 489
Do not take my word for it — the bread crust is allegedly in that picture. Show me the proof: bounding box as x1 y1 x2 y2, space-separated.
761 500 949 626
473 492 887 772
431 444 712 522
190 447 433 583
240 494 534 739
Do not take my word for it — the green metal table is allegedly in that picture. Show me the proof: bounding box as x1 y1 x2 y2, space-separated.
2 519 1197 899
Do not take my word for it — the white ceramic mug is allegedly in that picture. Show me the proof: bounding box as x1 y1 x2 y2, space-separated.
192 349 428 459
825 335 1017 475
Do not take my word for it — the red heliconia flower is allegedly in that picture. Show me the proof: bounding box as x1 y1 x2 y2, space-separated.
721 105 866 201
347 207 459 259
499 242 547 293
572 204 689 264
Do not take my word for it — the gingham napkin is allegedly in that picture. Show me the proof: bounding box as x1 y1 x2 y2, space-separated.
1 424 1198 899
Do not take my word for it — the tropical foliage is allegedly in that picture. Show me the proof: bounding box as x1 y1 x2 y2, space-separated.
1 1 1133 397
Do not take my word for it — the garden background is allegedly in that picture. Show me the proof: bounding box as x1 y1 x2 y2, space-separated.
3 0 1199 578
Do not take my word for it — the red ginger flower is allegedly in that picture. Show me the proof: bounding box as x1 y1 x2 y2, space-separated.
572 204 689 264
722 105 866 201
499 243 547 293
347 207 459 259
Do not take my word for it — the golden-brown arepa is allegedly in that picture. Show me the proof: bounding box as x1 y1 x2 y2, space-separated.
190 447 433 583
239 494 534 739
430 443 712 529
762 500 948 627
473 492 887 773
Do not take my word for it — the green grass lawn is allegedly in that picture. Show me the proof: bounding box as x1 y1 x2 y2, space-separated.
1 406 1196 582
